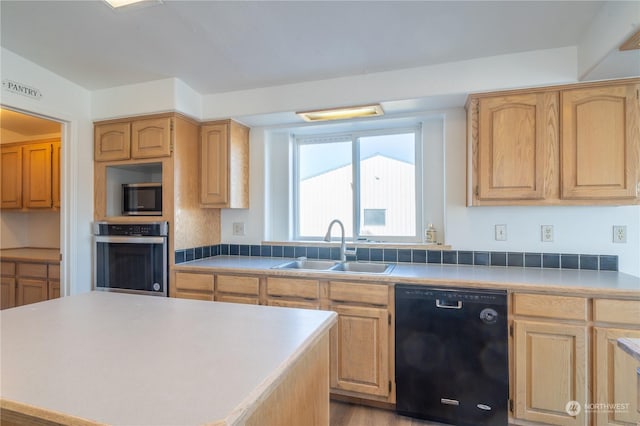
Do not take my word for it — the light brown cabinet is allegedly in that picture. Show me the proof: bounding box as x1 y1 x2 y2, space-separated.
474 92 557 202
266 277 320 309
513 320 588 426
1 260 60 309
561 84 640 201
328 281 391 400
173 271 214 301
593 299 640 426
1 145 22 208
200 120 249 208
512 293 588 426
467 78 640 206
215 274 260 305
94 117 172 161
1 140 60 210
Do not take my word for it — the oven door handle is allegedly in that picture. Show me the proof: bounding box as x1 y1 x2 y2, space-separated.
95 235 166 244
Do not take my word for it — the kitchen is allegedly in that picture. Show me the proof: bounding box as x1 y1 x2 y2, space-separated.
1 1 640 425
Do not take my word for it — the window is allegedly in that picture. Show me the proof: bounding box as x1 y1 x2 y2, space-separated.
294 127 422 242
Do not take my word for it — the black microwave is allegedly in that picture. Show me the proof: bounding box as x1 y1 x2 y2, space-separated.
122 183 162 216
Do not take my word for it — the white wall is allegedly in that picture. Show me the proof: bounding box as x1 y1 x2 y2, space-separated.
442 108 640 277
224 108 640 277
1 47 94 295
1 211 60 248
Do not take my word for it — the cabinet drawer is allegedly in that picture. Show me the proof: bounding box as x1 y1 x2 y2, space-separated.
175 290 214 301
513 293 587 321
267 277 320 300
17 263 48 279
174 272 214 293
48 264 60 280
216 275 259 296
329 281 388 306
593 299 640 326
216 294 259 305
1 262 15 276
267 299 319 310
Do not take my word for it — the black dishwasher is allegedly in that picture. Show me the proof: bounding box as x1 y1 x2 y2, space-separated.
395 284 508 426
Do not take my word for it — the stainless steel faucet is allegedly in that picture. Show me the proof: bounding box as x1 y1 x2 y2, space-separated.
323 219 356 262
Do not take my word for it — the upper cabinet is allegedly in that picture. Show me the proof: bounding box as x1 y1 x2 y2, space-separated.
95 117 172 161
200 120 250 209
561 84 640 201
1 139 61 210
467 78 640 206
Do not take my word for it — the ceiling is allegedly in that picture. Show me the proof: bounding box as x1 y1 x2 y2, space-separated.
1 0 632 96
0 108 61 140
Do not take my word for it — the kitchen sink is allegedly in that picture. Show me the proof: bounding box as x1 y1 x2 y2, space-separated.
272 259 394 274
329 262 395 274
272 259 338 270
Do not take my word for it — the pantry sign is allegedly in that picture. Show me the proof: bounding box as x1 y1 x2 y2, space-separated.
2 79 42 100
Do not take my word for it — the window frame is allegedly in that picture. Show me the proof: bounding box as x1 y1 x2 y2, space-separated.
293 125 423 243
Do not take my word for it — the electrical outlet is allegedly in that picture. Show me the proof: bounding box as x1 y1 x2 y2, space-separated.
613 225 627 243
541 225 553 242
232 222 245 236
495 224 507 241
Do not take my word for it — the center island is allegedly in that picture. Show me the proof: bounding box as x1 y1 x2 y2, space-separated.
0 291 337 425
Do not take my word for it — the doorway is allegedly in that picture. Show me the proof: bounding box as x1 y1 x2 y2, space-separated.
1 107 64 294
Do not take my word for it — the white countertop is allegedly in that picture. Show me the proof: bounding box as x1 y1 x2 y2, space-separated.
0 292 337 425
176 256 640 297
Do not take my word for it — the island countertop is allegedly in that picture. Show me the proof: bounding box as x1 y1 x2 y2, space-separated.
0 292 337 425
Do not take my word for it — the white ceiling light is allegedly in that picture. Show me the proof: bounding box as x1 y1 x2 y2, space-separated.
296 104 384 122
104 0 162 10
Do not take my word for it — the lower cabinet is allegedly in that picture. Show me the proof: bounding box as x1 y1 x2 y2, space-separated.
328 281 391 400
512 293 589 426
1 260 61 309
592 298 640 426
513 320 588 426
330 303 390 397
1 276 16 309
512 294 640 426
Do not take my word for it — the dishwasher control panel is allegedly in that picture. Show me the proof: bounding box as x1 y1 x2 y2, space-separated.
396 286 507 305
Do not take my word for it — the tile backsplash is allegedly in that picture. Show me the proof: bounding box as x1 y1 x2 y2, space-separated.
175 243 618 272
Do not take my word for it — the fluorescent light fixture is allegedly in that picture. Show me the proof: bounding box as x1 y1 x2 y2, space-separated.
104 0 161 9
297 104 384 122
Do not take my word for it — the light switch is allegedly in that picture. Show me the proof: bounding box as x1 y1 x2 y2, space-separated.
233 222 245 236
495 224 507 241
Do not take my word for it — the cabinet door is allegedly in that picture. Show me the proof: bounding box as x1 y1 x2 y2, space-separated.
513 320 588 426
94 122 131 161
48 280 60 299
23 142 53 208
561 83 640 200
131 117 172 159
330 304 390 397
52 141 61 208
594 327 640 426
0 145 22 209
1 277 16 309
476 92 557 201
17 278 48 306
200 123 229 206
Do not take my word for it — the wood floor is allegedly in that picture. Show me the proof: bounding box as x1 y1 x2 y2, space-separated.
330 401 446 426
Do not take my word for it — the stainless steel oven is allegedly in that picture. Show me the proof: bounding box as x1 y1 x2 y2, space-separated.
94 221 168 296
